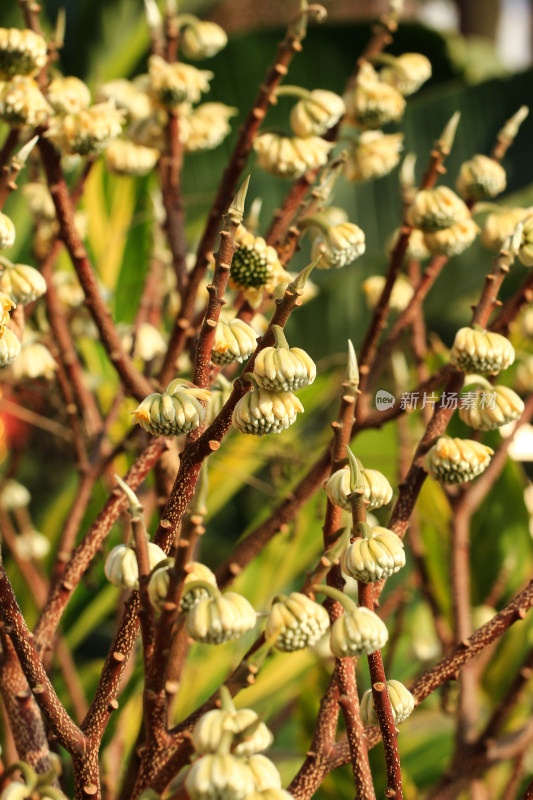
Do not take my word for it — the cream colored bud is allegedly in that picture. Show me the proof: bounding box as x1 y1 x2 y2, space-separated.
253 133 332 179
11 337 57 380
52 271 85 308
97 78 152 121
325 465 393 511
121 322 166 362
247 755 281 791
0 479 30 510
409 186 470 233
105 139 159 176
46 76 91 114
518 216 533 267
232 388 304 436
516 356 533 394
311 222 366 269
344 131 403 182
0 262 47 304
330 604 389 658
459 385 524 431
46 102 125 156
362 275 414 313
181 21 228 60
148 560 217 613
0 291 14 337
211 318 258 366
22 183 56 220
186 590 257 644
360 680 415 725
192 708 273 757
290 89 345 137
132 382 211 436
14 529 50 561
148 54 212 107
344 62 405 129
0 28 47 79
425 436 493 484
0 781 33 799
253 345 316 392
387 227 431 263
184 102 237 152
450 327 515 374
0 76 51 127
342 525 405 583
229 229 287 302
423 218 479 258
380 53 432 96
265 592 330 652
0 328 21 367
456 154 506 201
481 207 530 252
104 542 166 590
0 214 15 250
185 754 255 800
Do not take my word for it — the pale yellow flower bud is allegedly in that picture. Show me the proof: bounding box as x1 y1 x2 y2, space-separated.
409 186 470 233
104 542 166 590
0 262 47 305
181 21 228 60
310 222 366 269
0 328 21 367
0 291 15 336
342 525 405 583
0 479 30 510
211 318 258 366
456 154 506 201
97 78 152 121
11 336 57 380
186 590 257 644
105 139 159 176
46 76 91 114
330 604 389 657
481 207 530 252
22 183 56 220
0 213 15 250
387 227 431 263
360 680 415 725
132 382 211 436
247 755 282 791
423 218 479 257
0 76 51 127
0 28 47 79
253 133 332 179
52 271 85 308
450 327 515 374
290 89 345 137
265 592 330 652
325 465 393 511
148 560 217 613
14 529 50 561
344 62 405 129
185 753 255 800
184 102 236 152
518 216 533 267
380 53 432 96
192 708 273 757
232 388 304 436
425 436 493 484
148 54 212 107
459 385 524 430
119 321 166 362
46 101 125 156
362 275 414 313
344 131 403 182
253 341 316 392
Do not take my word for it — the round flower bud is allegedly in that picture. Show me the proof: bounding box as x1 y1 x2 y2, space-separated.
425 436 494 484
0 262 46 304
232 388 304 436
253 133 333 179
330 605 389 658
127 108 168 151
46 102 125 156
105 139 159 176
0 28 47 79
0 291 15 336
52 271 85 308
184 102 236 152
14 529 50 561
409 186 470 233
450 327 515 374
362 275 414 313
11 337 57 380
423 218 479 258
459 385 524 431
310 222 366 269
515 356 533 394
290 89 345 137
229 229 288 308
360 680 415 725
0 479 30 510
211 318 258 366
0 76 51 127
253 339 316 392
456 154 506 202
0 213 15 249
192 708 273 757
181 21 228 60
104 542 167 590
0 328 21 367
325 466 393 512
97 78 152 122
132 382 211 436
46 76 91 114
387 227 431 263
342 525 405 583
380 53 432 96
344 63 405 129
120 321 166 362
481 207 529 252
148 54 212 107
185 753 255 800
148 560 217 613
518 216 533 267
344 131 403 182
186 590 257 644
247 755 281 791
265 592 330 652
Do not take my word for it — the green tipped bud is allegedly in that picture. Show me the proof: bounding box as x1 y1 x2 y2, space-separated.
360 679 415 725
185 754 255 800
104 543 166 590
192 707 273 757
450 328 515 375
456 155 506 202
409 186 469 233
459 385 524 431
265 592 329 652
253 334 316 392
425 436 493 484
132 382 211 436
211 318 258 366
342 526 405 583
325 466 393 511
232 388 304 436
186 591 257 644
330 604 388 658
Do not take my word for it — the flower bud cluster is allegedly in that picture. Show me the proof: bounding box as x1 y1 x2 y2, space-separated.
425 436 494 484
0 28 47 79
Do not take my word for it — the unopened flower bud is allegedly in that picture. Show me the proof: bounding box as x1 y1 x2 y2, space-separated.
409 186 470 233
98 78 152 121
104 542 166 590
148 54 212 107
230 229 284 292
387 227 431 263
360 680 415 725
481 207 529 252
342 524 405 583
0 328 21 367
46 75 91 114
310 222 366 269
247 755 281 791
459 385 524 430
184 102 236 152
425 436 493 484
518 216 533 267
380 53 432 96
362 275 414 313
330 604 389 658
192 707 273 757
253 133 332 179
132 382 211 436
344 131 403 182
265 592 329 652
232 388 304 436
0 262 47 304
423 218 479 257
211 318 258 366
11 337 57 380
185 753 255 800
0 479 30 510
344 62 405 129
290 89 345 137
186 590 257 644
450 327 515 374
46 102 125 156
105 139 159 176
0 28 47 79
0 76 51 127
456 154 506 202
148 560 217 613
0 291 15 336
181 21 228 60
0 214 15 250
120 321 166 362
253 328 316 391
14 529 50 561
325 465 393 511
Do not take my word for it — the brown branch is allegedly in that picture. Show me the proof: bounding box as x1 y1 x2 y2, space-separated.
160 111 187 295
